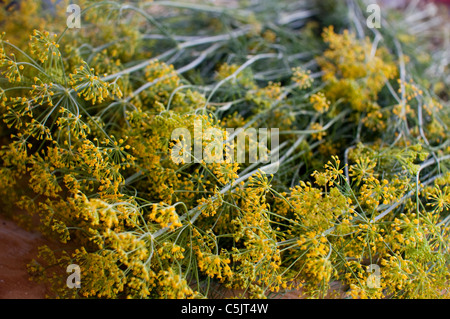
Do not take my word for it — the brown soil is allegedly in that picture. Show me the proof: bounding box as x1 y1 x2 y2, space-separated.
0 215 50 299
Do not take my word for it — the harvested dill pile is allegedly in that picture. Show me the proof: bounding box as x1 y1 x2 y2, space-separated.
0 0 449 298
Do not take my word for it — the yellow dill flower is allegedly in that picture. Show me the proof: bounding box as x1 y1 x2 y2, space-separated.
310 92 330 113
292 66 313 89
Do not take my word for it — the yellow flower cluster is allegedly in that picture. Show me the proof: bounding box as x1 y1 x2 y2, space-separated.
149 204 182 230
317 26 397 114
29 30 61 63
292 66 313 90
310 92 330 114
142 60 180 104
247 81 283 110
69 63 122 104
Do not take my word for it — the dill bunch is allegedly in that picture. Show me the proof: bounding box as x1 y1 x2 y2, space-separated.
0 0 449 299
